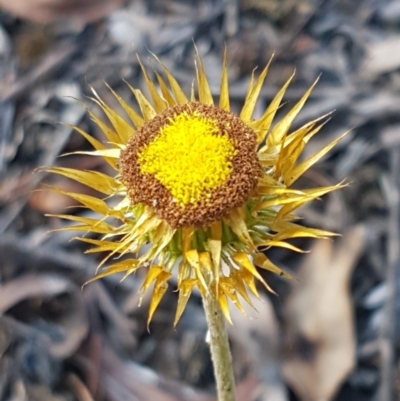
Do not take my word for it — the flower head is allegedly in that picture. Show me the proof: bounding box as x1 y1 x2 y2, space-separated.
45 51 344 326
121 102 261 228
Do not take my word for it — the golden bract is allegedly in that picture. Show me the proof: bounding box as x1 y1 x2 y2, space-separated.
45 51 344 326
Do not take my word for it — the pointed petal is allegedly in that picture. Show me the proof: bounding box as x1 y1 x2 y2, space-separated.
148 271 171 327
137 56 168 112
151 53 188 105
219 49 230 111
77 237 127 254
66 124 105 151
174 278 197 326
190 80 196 102
232 253 275 294
84 259 140 284
44 167 120 196
267 77 318 147
219 278 246 315
140 265 164 299
154 71 176 106
216 291 233 324
283 112 331 147
82 101 120 144
107 85 144 131
274 121 321 180
276 183 345 219
65 124 119 169
199 252 212 272
46 186 123 219
256 186 306 196
177 259 191 287
126 85 157 121
208 239 222 289
46 214 115 234
71 148 121 159
257 240 306 254
256 72 295 145
132 218 163 251
163 67 188 105
240 56 273 122
144 223 176 261
237 268 260 298
243 69 255 110
230 269 256 309
286 132 348 186
258 173 283 187
194 46 213 105
186 250 209 293
90 87 135 143
254 193 314 211
224 208 254 250
182 226 194 253
272 225 338 241
253 252 295 279
279 131 315 182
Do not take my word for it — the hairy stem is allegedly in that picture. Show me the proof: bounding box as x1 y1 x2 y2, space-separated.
202 293 236 401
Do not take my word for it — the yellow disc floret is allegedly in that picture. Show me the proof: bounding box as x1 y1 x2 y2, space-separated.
137 112 236 206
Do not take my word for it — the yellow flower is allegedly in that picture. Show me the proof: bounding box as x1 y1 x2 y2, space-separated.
45 51 344 326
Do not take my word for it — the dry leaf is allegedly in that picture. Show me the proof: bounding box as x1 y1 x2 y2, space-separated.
362 36 400 78
228 293 288 401
0 274 88 358
283 225 365 401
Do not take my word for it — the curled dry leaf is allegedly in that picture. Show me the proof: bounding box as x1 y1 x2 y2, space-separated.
283 225 365 401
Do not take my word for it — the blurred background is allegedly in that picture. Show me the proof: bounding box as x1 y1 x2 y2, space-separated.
0 0 398 400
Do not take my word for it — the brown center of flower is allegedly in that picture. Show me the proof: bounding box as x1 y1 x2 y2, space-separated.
120 102 261 228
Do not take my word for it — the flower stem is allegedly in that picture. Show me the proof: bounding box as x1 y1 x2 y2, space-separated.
202 293 236 401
